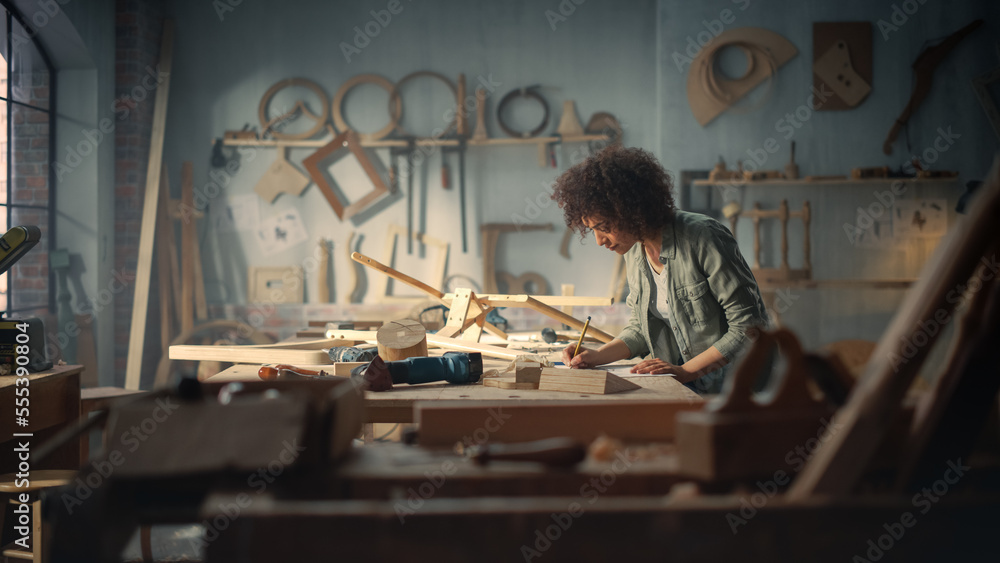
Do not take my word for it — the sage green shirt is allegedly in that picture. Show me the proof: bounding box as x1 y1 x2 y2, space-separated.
616 210 769 389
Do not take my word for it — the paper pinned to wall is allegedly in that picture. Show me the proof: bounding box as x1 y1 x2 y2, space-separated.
256 207 309 256
213 194 260 233
853 211 895 249
893 199 948 238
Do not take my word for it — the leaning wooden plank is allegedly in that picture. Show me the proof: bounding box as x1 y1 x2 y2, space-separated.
125 20 174 390
426 334 523 360
525 297 614 342
417 400 702 446
169 345 331 365
539 368 641 394
351 251 508 340
180 161 195 333
788 156 1000 499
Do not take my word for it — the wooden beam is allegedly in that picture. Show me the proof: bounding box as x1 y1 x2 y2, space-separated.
125 20 174 390
169 345 332 365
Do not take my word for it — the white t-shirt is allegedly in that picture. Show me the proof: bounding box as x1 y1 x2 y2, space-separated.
645 254 671 322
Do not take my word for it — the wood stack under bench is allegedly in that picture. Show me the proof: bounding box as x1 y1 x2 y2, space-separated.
538 367 641 395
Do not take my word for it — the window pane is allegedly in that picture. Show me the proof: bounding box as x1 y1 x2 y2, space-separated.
0 206 7 312
0 10 8 89
9 206 48 311
11 20 49 109
10 104 48 206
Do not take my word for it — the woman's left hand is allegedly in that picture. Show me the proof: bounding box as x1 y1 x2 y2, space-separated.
630 359 689 377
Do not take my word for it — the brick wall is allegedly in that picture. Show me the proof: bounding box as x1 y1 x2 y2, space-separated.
114 0 164 385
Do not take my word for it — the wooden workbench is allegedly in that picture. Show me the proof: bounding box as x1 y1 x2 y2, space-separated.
209 364 702 423
0 365 83 472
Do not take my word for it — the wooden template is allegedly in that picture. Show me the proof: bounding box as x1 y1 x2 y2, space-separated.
472 87 489 141
687 27 798 126
788 157 1000 499
556 100 585 136
812 22 873 110
254 147 311 203
538 368 641 395
248 266 304 304
125 20 174 391
379 224 449 303
302 130 391 220
456 73 468 136
481 222 553 293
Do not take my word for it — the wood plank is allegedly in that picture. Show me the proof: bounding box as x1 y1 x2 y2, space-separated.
155 167 174 356
538 368 642 394
788 157 1000 499
180 161 195 333
417 400 702 446
169 345 331 365
125 20 174 390
483 377 538 390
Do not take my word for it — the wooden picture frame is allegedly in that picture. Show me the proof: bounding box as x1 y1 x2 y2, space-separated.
302 130 390 220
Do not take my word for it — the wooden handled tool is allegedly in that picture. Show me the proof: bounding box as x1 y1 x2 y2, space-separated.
465 437 587 468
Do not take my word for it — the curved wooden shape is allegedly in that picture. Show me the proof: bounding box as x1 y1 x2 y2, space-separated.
258 78 330 140
332 74 400 142
687 27 798 126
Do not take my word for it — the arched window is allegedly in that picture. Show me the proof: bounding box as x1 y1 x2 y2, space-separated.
0 2 55 315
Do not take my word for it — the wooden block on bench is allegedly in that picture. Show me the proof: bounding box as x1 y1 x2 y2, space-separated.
538 368 641 395
483 377 539 390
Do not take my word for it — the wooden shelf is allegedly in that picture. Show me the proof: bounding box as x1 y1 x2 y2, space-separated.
693 177 959 187
220 134 608 149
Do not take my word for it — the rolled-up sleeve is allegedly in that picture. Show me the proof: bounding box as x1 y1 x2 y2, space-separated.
615 261 650 358
698 222 768 361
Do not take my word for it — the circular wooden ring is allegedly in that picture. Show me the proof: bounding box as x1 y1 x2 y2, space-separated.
387 71 458 138
497 86 550 139
258 78 330 140
333 74 401 142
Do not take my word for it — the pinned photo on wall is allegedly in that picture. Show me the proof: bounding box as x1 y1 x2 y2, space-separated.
256 207 309 256
213 194 260 234
893 199 948 239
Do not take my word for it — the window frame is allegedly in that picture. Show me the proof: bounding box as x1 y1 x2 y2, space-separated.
0 1 57 316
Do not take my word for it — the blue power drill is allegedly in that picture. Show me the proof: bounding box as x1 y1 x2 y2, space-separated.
352 352 483 392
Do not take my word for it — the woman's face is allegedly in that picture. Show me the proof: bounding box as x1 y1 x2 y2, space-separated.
583 216 639 254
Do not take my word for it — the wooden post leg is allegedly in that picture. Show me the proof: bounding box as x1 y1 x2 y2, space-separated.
779 199 790 271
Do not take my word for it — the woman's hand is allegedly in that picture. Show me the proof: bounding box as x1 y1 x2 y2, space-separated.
563 344 603 368
630 359 690 377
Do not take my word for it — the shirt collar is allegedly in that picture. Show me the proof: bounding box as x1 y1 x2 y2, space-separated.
660 220 677 261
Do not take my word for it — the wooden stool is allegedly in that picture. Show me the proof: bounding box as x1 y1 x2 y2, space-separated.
0 470 76 561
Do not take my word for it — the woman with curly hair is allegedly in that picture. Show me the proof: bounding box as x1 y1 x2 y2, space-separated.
552 145 768 393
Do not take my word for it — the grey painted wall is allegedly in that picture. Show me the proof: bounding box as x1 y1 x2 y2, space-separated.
658 0 999 347
49 0 999 362
162 0 657 309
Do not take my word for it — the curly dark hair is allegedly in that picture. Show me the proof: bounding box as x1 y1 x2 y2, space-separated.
551 145 676 241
